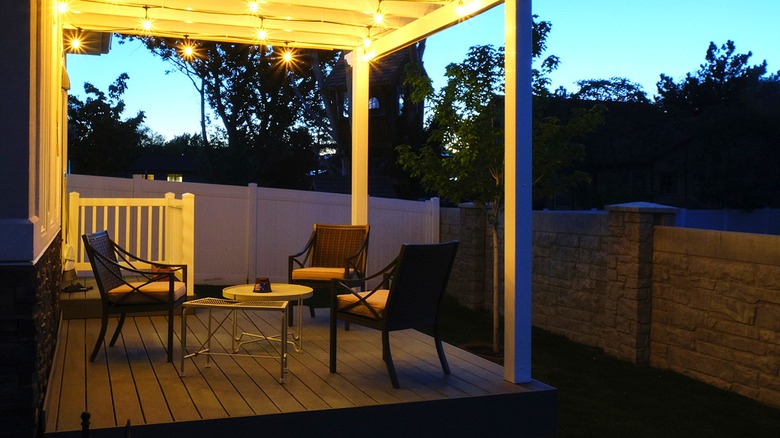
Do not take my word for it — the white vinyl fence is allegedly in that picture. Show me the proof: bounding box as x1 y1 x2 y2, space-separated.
67 174 439 286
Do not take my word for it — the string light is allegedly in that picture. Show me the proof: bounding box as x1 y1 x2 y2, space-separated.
373 0 383 24
57 1 69 14
456 0 466 16
281 43 293 64
66 27 84 53
179 35 197 60
248 1 260 14
141 5 153 32
256 16 268 41
363 26 372 49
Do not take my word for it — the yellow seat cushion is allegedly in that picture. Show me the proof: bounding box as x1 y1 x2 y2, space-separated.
335 289 389 318
108 281 187 303
291 267 351 281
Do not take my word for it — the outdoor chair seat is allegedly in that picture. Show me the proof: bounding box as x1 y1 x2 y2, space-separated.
334 289 389 318
107 281 187 303
291 267 356 282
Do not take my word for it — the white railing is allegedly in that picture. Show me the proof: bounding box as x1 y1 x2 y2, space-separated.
66 190 195 294
66 174 439 287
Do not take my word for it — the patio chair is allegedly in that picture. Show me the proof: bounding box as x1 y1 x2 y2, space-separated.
329 241 459 388
288 224 370 318
82 230 188 362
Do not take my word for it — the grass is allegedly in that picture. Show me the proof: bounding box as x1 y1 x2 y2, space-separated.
433 297 780 438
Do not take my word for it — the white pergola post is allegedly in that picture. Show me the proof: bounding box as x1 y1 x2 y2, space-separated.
350 47 370 226
504 0 533 383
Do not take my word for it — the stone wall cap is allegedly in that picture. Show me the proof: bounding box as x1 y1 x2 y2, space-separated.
605 202 679 214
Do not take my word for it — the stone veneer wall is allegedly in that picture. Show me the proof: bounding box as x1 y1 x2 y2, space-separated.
531 210 609 348
441 206 489 311
0 234 61 437
652 226 780 409
444 202 780 409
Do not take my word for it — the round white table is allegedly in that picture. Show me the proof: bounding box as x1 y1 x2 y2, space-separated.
223 283 313 351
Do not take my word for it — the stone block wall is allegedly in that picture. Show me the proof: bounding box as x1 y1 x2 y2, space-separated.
441 205 489 311
531 210 609 348
0 234 61 437
652 226 780 409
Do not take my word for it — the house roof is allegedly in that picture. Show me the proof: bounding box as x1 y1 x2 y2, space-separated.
323 49 415 90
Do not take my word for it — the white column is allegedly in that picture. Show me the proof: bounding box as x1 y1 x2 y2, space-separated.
350 47 370 225
182 193 195 294
504 0 533 383
246 183 258 283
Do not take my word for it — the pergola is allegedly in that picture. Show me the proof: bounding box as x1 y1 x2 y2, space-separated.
56 0 533 383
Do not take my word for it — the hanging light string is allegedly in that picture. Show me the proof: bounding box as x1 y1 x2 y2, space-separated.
58 0 475 54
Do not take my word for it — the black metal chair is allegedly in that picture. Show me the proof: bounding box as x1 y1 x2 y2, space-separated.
288 224 370 318
329 241 459 388
82 230 188 362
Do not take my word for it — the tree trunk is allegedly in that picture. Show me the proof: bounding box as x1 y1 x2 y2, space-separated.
491 222 500 354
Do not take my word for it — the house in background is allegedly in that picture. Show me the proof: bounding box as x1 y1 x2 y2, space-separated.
316 47 427 198
128 152 200 183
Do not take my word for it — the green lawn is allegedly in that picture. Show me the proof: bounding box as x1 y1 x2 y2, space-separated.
434 297 780 438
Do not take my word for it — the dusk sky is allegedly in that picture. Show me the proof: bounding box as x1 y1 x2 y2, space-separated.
66 1 780 140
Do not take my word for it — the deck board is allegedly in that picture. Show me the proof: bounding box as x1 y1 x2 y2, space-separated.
45 306 557 437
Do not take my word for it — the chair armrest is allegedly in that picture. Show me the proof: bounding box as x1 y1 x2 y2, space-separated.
288 232 316 280
331 255 398 294
344 237 370 278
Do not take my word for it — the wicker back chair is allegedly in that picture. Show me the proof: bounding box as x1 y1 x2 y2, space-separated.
82 230 188 362
288 224 370 317
329 241 459 388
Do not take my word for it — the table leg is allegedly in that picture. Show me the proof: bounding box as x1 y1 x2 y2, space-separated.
206 308 213 368
280 305 288 383
180 307 187 376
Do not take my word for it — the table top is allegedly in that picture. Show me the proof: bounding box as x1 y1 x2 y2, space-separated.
223 283 313 302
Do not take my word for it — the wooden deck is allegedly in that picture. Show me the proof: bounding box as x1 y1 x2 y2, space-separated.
44 303 557 437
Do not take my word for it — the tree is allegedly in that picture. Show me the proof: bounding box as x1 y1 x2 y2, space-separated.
573 77 649 103
656 40 780 208
398 17 603 354
656 40 769 114
68 73 146 176
135 36 333 187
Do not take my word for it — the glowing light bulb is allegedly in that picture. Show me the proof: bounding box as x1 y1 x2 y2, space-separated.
57 2 68 13
373 11 383 24
456 1 466 16
70 38 81 50
282 50 292 63
249 1 259 13
363 37 372 49
142 18 153 31
257 28 268 41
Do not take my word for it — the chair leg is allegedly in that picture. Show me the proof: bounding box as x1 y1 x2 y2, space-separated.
329 312 337 373
434 329 451 375
382 330 400 388
90 314 109 362
109 313 126 346
166 306 174 362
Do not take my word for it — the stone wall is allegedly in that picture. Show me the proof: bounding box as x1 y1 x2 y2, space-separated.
0 234 61 437
532 210 609 348
444 202 780 409
652 226 780 409
441 206 489 310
